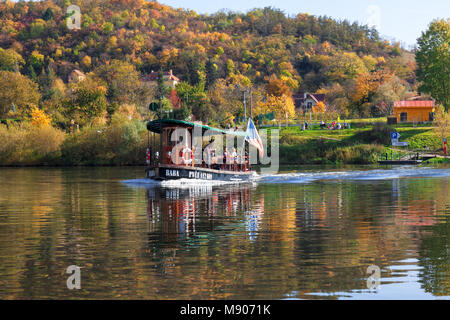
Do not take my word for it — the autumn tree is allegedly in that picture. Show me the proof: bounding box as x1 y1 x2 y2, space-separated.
208 79 242 121
433 105 450 150
94 60 141 105
312 101 326 114
0 48 24 71
326 51 367 82
372 76 412 116
416 19 450 111
352 71 388 103
30 106 52 126
0 71 41 117
265 77 291 98
317 83 352 117
63 77 108 126
255 94 295 125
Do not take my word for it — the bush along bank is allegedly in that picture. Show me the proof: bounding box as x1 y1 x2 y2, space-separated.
280 139 384 165
0 113 153 166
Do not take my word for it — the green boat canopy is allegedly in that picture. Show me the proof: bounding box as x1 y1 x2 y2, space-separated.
146 119 247 137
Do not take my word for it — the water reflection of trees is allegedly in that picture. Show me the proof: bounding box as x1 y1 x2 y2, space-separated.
0 168 448 299
417 178 449 296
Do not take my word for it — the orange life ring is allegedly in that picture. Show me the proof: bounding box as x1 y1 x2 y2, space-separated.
181 147 192 165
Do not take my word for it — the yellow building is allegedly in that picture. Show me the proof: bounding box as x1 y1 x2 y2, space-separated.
393 100 435 123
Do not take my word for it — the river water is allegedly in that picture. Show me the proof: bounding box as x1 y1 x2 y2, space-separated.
0 165 448 299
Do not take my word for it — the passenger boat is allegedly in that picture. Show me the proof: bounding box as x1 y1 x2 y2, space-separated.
145 119 262 182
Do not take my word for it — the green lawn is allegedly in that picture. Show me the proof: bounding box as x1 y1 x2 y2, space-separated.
274 124 442 164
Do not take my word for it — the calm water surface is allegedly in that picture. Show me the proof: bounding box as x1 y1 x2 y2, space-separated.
0 165 449 299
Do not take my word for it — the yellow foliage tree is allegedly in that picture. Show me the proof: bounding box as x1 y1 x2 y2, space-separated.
30 106 51 126
433 105 450 149
81 55 91 68
255 94 295 124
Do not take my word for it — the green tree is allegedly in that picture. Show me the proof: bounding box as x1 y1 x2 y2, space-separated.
205 59 219 89
102 22 114 34
29 50 45 71
0 71 41 117
0 48 24 71
327 51 367 82
157 70 168 99
42 7 55 21
29 19 46 38
416 19 450 111
64 80 107 126
94 60 141 105
433 105 449 150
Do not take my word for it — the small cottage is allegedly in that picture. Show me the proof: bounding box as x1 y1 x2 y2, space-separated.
143 70 180 88
292 93 327 112
392 100 435 123
68 69 86 83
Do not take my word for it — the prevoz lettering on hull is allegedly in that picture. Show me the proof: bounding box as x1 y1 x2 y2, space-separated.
189 171 213 180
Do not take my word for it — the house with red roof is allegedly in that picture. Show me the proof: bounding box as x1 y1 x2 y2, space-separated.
292 93 327 112
143 69 180 88
392 100 435 123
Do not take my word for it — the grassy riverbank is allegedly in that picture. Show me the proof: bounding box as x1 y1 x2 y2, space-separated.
277 124 442 165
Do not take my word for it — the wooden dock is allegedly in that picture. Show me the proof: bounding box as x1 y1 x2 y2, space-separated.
378 159 423 165
377 151 439 165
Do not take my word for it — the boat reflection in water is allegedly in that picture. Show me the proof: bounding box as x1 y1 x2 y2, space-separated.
144 183 264 273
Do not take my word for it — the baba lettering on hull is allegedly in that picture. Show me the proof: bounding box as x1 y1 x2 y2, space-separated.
165 169 180 177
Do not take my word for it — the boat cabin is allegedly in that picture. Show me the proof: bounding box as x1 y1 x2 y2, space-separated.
146 119 252 177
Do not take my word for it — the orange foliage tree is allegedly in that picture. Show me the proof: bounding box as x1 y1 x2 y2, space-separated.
265 77 291 98
312 101 326 113
352 71 391 104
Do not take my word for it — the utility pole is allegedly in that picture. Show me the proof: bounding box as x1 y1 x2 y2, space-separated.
243 90 247 123
250 87 253 119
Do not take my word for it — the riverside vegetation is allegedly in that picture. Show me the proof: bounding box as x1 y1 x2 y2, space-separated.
0 1 448 166
0 118 445 166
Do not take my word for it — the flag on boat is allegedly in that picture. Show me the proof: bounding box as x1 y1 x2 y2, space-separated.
245 118 264 157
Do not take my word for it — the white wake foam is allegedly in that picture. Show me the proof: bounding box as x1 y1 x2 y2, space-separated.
255 166 450 184
122 167 450 188
122 176 258 189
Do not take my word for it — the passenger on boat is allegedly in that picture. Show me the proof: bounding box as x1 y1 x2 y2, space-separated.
231 148 238 171
223 147 228 171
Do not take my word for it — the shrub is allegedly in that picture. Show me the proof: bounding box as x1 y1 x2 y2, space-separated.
61 126 109 165
0 123 65 165
60 115 148 165
352 122 392 145
280 134 307 145
325 144 384 164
